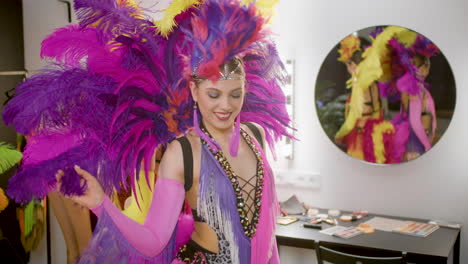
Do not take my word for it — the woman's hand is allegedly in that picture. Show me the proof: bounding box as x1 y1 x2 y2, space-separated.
55 165 105 209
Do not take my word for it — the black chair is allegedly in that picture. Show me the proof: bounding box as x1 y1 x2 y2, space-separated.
315 241 407 264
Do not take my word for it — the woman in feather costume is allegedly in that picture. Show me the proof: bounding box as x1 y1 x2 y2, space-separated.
335 33 396 164
373 28 439 162
3 0 291 263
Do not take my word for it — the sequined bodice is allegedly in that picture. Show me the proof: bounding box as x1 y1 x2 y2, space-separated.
200 127 265 238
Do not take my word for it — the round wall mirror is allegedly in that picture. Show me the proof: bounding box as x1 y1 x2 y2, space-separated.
315 25 456 164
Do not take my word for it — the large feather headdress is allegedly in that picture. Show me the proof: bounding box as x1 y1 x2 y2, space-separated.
3 0 292 204
337 34 361 63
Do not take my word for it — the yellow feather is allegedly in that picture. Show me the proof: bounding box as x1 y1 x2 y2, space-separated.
122 170 156 224
335 26 412 139
154 0 203 38
396 29 417 47
241 0 279 22
123 0 145 19
338 34 361 63
371 121 395 164
108 40 124 52
0 188 8 212
153 0 279 37
90 18 103 28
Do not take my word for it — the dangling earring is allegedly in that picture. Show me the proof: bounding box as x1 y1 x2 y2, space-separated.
229 113 241 157
193 102 218 151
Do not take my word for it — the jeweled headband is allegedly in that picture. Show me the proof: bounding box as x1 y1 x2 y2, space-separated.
191 62 243 82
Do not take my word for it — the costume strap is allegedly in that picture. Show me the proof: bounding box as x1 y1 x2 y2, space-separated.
176 137 193 192
243 122 264 150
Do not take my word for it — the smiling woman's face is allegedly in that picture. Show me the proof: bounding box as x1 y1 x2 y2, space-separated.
190 76 245 133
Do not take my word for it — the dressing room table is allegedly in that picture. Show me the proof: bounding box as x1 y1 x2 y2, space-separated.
275 211 460 264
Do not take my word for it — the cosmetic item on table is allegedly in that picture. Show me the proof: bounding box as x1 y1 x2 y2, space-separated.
294 215 314 222
393 221 439 237
307 208 319 217
303 222 322 229
356 223 375 234
428 220 461 229
279 195 306 215
310 218 322 225
319 225 348 236
333 226 364 239
328 209 341 217
364 217 406 232
277 216 299 225
322 218 338 225
340 214 363 222
352 210 368 217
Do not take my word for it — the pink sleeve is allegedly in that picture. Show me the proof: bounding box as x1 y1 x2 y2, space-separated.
90 177 185 257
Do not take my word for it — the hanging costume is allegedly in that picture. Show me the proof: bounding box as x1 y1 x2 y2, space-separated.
3 0 292 263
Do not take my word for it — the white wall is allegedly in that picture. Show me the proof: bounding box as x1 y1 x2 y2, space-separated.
272 0 468 263
29 208 67 264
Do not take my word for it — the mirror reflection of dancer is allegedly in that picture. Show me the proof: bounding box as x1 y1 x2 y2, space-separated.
385 34 439 162
350 26 439 163
398 38 438 161
335 34 394 164
336 34 376 121
3 0 293 263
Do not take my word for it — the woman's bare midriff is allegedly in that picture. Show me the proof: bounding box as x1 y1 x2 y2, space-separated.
191 222 220 253
184 132 220 254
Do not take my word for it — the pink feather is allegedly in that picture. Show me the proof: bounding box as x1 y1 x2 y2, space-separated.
23 132 83 165
175 201 195 250
362 120 378 163
421 86 437 137
193 107 219 152
390 117 410 163
41 25 104 67
409 97 431 150
229 113 241 157
396 72 420 95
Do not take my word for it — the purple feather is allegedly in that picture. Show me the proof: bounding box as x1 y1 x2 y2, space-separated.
388 38 422 95
183 0 269 80
3 67 125 203
7 142 102 204
73 0 159 53
3 67 116 135
74 0 143 36
411 35 439 58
